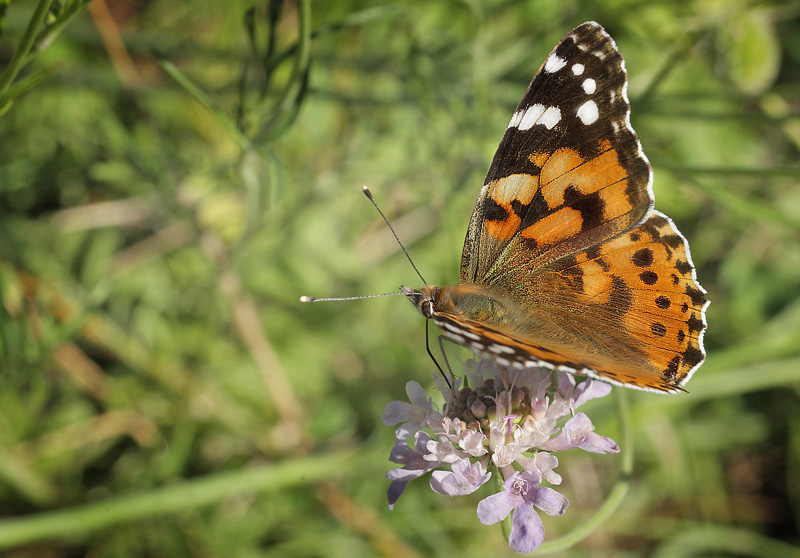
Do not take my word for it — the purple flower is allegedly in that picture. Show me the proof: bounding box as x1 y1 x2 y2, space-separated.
430 458 491 496
382 381 437 440
517 451 562 486
477 470 569 553
382 358 620 551
386 432 441 509
556 374 613 409
542 412 620 454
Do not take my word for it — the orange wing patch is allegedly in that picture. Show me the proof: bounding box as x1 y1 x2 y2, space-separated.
533 141 630 216
482 144 647 256
520 207 583 245
554 211 708 389
484 174 538 241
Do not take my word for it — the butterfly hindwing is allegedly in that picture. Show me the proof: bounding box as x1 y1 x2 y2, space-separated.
533 211 709 391
461 22 652 286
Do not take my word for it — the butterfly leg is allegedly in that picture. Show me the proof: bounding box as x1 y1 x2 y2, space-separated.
437 334 460 385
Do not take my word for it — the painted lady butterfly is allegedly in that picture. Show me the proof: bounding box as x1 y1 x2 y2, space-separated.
402 22 709 393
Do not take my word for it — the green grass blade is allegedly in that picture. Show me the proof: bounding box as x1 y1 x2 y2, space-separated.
0 0 54 104
0 451 359 550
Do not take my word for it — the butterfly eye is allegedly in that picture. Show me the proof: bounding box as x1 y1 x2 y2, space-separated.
422 300 434 318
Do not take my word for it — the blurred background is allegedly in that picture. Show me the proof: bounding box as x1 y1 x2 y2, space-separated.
1 0 799 556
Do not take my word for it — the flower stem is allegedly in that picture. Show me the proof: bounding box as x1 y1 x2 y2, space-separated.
537 388 633 553
487 461 513 543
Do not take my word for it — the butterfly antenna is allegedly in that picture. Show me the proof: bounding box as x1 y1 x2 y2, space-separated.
300 292 402 303
362 186 426 285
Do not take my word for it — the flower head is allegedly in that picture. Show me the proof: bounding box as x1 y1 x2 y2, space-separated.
382 357 620 552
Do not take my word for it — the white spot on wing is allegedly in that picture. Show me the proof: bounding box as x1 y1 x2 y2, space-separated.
518 104 544 130
572 63 584 75
539 106 561 129
544 54 567 73
489 344 515 354
460 329 481 341
507 110 524 129
577 100 599 125
582 78 596 94
512 104 562 131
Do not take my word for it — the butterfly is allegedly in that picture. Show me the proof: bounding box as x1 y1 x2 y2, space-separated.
402 22 709 393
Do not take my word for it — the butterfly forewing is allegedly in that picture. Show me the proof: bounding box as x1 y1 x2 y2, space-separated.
461 22 652 286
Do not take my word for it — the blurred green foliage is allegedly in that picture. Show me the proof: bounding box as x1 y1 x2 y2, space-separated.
0 0 799 556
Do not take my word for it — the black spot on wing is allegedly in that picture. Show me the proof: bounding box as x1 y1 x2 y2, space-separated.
640 219 662 240
631 248 653 267
687 313 704 333
484 197 509 222
685 285 706 307
564 186 604 231
675 259 693 275
485 136 547 183
510 199 529 219
655 295 671 309
663 234 684 249
520 236 539 252
639 270 658 285
682 343 704 369
651 322 667 337
649 214 670 229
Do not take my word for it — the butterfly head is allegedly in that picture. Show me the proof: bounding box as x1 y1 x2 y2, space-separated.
400 285 440 319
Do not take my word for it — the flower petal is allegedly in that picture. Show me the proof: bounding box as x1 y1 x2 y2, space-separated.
431 459 492 496
476 491 515 525
430 470 482 496
406 381 430 408
520 452 562 486
381 400 415 426
387 480 408 510
573 378 613 408
386 467 427 482
531 486 569 516
509 504 545 553
579 432 620 454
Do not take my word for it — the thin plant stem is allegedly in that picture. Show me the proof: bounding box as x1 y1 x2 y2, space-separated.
34 0 89 50
0 0 54 101
158 57 252 152
249 0 311 141
537 388 633 554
